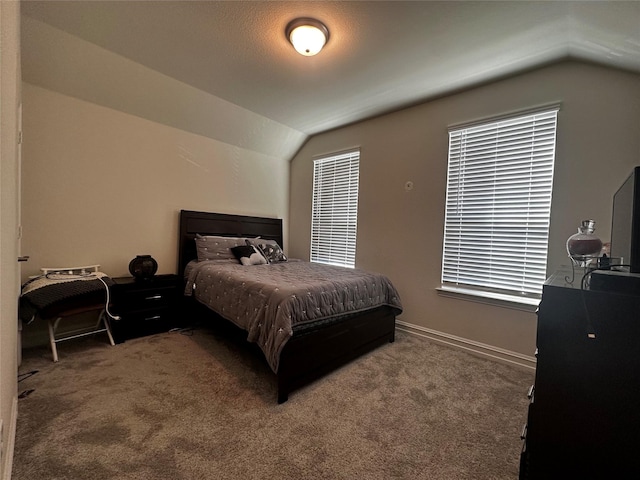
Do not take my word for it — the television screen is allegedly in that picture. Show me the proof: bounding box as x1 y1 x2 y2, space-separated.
610 167 640 273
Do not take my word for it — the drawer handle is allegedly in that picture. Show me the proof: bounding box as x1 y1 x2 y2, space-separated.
144 315 162 321
520 424 527 440
527 385 535 399
145 295 163 301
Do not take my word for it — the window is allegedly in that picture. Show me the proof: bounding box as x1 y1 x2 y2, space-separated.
441 107 558 302
311 149 360 268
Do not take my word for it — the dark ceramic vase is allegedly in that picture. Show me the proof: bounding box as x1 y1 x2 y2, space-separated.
128 255 158 280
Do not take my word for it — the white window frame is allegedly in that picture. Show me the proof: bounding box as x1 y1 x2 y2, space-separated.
310 148 360 268
440 106 559 307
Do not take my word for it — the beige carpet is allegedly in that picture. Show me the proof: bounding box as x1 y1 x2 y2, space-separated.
13 325 533 479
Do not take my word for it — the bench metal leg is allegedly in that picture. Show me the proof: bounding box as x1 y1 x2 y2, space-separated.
47 309 115 362
48 317 61 362
100 310 116 346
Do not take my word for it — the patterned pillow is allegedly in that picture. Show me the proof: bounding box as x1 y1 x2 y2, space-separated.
258 243 288 263
195 234 245 262
231 245 268 266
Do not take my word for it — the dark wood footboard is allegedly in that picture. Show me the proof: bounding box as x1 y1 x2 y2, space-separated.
276 306 396 403
183 295 396 403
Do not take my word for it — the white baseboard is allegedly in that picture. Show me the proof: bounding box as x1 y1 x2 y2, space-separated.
396 320 537 371
2 396 17 480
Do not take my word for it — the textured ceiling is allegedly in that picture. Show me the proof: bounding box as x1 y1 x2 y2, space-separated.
21 1 640 136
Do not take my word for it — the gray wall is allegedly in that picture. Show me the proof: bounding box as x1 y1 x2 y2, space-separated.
289 61 640 359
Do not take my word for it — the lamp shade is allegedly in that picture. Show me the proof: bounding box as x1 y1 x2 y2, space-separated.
286 18 329 56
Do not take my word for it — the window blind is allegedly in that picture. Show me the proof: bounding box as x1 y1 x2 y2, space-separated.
442 108 558 297
311 149 360 268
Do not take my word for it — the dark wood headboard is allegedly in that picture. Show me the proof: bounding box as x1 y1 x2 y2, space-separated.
178 210 284 276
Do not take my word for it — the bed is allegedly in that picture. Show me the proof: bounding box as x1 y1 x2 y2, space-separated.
178 210 402 403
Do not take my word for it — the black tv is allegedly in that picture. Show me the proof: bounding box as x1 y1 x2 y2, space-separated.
610 166 640 273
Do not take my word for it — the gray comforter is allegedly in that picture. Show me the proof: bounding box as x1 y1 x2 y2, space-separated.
184 260 403 372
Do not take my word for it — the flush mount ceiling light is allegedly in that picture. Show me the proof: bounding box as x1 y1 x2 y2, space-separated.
285 18 329 56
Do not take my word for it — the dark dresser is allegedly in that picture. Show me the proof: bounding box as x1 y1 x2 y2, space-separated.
110 274 181 343
519 268 640 479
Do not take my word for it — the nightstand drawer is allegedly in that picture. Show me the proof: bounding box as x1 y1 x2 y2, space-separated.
111 274 180 342
115 310 172 340
116 287 175 312
122 307 170 322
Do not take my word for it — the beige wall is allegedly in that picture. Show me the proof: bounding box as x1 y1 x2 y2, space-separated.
19 16 300 350
289 61 640 358
21 16 306 162
21 83 290 280
0 1 20 477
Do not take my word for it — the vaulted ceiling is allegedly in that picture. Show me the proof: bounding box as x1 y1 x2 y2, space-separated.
21 1 640 148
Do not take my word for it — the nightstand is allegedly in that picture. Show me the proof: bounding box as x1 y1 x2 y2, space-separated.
110 274 181 343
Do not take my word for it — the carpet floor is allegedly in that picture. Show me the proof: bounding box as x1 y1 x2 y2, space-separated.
13 325 533 479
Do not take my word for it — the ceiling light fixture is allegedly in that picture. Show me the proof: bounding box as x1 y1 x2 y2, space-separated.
285 18 329 56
